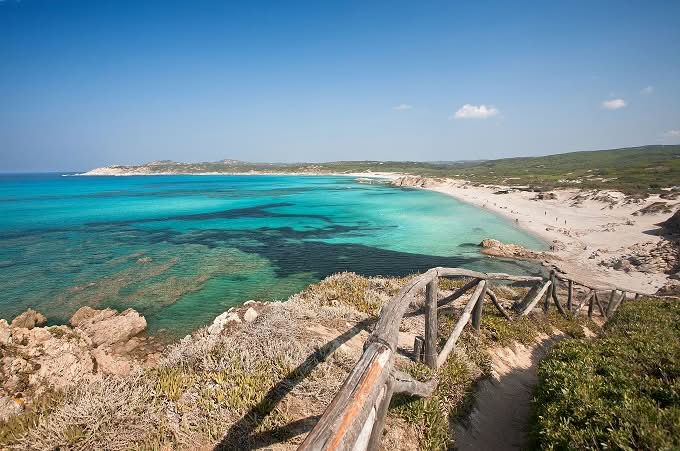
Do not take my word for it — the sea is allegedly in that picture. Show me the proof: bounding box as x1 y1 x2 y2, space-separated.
0 174 545 338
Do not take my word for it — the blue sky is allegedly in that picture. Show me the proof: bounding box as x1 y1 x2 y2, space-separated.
1 0 679 171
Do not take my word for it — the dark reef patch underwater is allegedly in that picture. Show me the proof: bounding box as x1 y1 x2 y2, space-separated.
0 174 545 337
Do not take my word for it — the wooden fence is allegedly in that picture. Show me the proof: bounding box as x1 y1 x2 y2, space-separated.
298 266 658 451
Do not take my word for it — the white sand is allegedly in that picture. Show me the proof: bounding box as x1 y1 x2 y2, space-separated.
426 179 677 294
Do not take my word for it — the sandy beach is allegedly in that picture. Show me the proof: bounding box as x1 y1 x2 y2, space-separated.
421 178 677 294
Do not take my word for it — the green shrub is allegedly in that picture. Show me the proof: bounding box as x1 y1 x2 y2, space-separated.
530 298 680 450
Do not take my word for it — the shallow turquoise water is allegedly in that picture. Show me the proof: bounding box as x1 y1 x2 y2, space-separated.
0 174 545 337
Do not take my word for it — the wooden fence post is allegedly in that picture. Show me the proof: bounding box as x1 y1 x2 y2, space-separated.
605 289 618 317
413 336 424 363
588 292 595 318
424 278 438 369
567 279 573 312
544 272 555 312
471 280 488 333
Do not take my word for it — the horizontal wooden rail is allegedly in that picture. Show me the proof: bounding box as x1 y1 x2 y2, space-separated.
299 266 670 451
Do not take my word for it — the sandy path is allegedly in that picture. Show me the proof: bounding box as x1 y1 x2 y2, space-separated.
454 335 561 451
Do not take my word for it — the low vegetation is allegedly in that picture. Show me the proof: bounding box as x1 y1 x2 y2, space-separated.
104 145 680 194
0 272 607 450
530 297 680 450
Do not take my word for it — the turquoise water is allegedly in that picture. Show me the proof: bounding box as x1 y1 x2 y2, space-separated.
0 174 545 337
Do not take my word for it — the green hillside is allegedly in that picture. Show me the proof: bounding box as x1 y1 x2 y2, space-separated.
102 145 680 194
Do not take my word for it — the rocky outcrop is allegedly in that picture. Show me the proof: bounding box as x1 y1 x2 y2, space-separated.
70 306 146 347
206 301 265 335
656 280 680 297
390 175 438 188
479 238 552 260
10 308 47 330
0 307 154 417
598 239 679 274
658 210 680 235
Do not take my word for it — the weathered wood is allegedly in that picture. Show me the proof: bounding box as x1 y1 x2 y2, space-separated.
437 278 479 308
436 280 487 368
392 370 437 397
299 342 393 451
424 278 438 369
369 269 437 351
567 279 573 311
435 267 541 282
605 290 618 317
635 293 640 301
575 289 595 314
544 272 555 312
471 281 488 333
594 292 607 319
551 279 567 316
520 280 552 316
413 336 424 363
487 289 512 321
366 380 394 451
609 291 626 315
515 282 541 312
588 291 595 318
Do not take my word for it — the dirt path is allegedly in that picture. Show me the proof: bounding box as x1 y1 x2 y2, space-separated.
454 335 562 451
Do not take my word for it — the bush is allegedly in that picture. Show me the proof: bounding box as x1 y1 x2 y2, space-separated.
530 298 680 450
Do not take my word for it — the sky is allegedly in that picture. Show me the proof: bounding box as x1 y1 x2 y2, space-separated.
1 0 679 172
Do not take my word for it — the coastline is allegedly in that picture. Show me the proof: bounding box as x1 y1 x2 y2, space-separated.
421 179 676 294
78 168 677 294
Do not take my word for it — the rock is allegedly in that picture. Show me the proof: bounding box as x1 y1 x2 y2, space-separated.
0 396 23 422
243 307 258 323
70 306 117 327
91 348 134 376
479 238 551 260
10 309 47 330
71 307 146 347
208 311 241 335
0 319 10 345
658 210 680 235
670 272 680 280
390 175 436 188
534 192 557 200
28 336 96 389
656 280 680 297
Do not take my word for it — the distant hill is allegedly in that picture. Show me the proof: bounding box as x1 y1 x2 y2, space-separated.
85 145 680 194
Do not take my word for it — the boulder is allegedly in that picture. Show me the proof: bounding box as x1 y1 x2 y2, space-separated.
658 210 680 235
0 396 23 422
91 348 134 376
479 238 551 260
0 319 10 345
656 280 680 297
208 311 241 335
10 309 47 330
243 307 258 323
70 306 117 327
71 307 146 347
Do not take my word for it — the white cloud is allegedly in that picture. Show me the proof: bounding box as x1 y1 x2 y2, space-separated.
392 104 413 111
641 86 654 95
452 104 499 119
665 130 680 137
602 98 626 110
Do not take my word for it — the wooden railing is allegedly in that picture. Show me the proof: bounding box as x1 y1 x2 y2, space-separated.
298 267 661 451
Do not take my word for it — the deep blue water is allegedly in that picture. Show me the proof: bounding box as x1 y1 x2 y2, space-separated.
0 174 545 337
